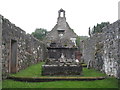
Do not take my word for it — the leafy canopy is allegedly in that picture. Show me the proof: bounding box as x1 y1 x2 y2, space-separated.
31 28 48 40
89 22 110 35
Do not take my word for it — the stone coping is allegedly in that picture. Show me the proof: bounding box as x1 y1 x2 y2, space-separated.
42 65 78 67
7 76 106 82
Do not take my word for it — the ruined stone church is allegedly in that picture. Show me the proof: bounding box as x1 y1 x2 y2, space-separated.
0 8 120 79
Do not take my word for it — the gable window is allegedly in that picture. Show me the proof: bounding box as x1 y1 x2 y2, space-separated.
58 30 65 38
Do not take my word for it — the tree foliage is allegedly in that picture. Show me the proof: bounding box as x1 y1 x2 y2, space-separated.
31 28 48 40
79 36 88 41
89 22 110 35
76 36 88 46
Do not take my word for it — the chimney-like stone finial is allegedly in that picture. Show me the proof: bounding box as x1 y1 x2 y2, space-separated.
58 8 65 17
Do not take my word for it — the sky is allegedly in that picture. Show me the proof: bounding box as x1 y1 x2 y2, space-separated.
0 0 119 36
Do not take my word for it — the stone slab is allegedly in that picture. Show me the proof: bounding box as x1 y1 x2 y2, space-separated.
42 65 82 76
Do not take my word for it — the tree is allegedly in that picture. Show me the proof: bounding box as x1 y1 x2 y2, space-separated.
90 22 110 34
76 36 88 47
31 28 48 40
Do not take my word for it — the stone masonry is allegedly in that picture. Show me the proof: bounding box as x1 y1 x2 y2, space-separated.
42 9 82 76
1 15 46 79
45 9 78 60
0 15 2 86
1 9 120 79
45 9 77 47
80 20 120 78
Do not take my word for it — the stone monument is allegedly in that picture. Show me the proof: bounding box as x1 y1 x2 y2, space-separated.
42 9 82 76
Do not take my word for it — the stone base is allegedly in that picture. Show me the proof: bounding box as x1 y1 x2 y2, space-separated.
42 65 82 76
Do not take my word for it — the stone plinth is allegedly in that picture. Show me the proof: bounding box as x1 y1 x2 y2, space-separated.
42 65 82 76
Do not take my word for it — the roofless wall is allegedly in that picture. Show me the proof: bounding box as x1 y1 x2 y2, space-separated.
1 16 47 79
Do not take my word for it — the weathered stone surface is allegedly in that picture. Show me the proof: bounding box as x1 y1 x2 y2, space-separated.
0 15 2 88
45 9 78 61
42 9 82 76
45 9 77 48
80 20 120 78
42 65 82 76
1 16 47 79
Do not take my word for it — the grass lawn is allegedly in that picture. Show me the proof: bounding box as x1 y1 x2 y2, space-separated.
2 62 119 88
0 81 2 89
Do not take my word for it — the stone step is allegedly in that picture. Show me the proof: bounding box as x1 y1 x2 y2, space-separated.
7 76 106 82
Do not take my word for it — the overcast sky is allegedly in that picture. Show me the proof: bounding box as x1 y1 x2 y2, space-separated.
0 0 119 36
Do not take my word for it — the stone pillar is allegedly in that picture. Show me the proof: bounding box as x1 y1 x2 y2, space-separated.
118 1 120 20
0 15 2 89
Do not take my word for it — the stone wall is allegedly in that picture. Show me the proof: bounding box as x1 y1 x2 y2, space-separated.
80 20 120 78
1 15 47 79
0 15 2 87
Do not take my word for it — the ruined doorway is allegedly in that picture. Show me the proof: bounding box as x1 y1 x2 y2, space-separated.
10 40 17 73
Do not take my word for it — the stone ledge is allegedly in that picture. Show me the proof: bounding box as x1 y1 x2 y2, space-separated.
42 65 82 76
7 76 106 82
